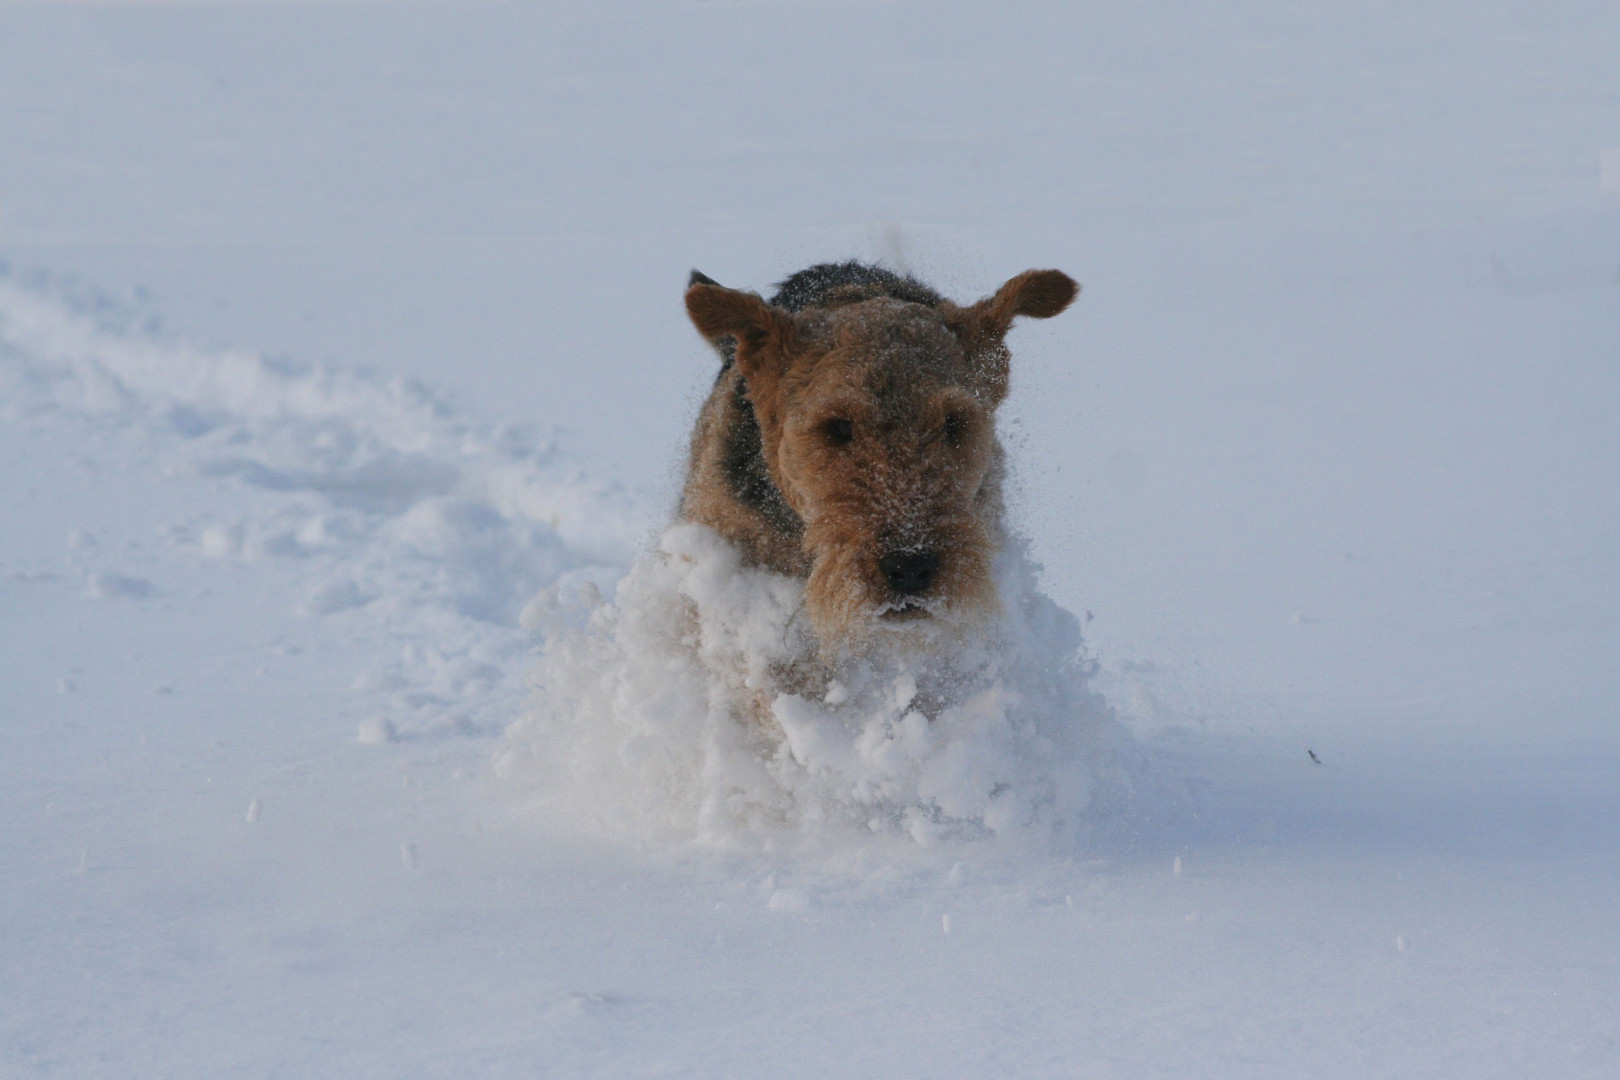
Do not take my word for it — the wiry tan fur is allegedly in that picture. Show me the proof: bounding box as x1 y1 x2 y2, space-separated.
680 264 1079 659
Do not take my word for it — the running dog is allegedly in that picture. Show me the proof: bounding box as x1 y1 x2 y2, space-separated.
682 260 1078 657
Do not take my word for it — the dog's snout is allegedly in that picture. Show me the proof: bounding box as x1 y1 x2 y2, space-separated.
879 549 940 597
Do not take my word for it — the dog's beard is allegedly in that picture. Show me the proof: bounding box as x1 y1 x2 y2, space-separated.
803 537 999 660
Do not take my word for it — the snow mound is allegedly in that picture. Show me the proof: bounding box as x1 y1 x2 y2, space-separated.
500 522 1139 851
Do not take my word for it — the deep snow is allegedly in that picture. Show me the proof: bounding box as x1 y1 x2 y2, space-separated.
3 1 1620 1077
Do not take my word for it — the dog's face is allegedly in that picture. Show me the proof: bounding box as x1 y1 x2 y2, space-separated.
765 300 1001 645
687 270 1077 652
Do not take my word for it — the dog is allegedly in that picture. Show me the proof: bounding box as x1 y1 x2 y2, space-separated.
680 261 1078 662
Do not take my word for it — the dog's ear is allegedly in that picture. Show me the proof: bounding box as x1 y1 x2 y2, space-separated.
945 270 1079 402
685 282 796 384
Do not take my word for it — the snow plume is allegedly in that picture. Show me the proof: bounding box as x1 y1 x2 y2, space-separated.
500 522 1139 852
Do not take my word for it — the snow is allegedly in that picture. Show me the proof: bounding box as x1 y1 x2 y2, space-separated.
3 1 1619 1076
501 521 1135 850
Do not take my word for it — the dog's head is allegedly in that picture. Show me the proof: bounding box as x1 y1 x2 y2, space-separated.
686 269 1078 651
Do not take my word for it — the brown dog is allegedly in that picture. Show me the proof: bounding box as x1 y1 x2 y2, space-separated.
681 261 1078 658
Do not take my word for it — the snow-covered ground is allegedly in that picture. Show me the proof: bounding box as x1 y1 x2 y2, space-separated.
3 2 1619 1076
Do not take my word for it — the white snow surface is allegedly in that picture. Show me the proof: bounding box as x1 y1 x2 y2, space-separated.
4 2 1620 1077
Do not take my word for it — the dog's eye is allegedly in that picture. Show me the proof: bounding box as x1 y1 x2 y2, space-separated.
822 417 854 446
943 413 969 448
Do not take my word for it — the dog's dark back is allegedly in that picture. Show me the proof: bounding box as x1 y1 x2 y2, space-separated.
768 261 943 313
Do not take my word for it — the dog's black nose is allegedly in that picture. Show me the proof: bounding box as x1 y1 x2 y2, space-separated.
879 550 940 597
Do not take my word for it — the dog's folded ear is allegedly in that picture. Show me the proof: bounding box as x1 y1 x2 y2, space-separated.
950 269 1078 342
996 269 1079 320
945 269 1079 401
685 282 797 382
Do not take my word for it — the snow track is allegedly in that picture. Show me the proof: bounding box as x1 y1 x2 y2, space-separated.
2 272 640 743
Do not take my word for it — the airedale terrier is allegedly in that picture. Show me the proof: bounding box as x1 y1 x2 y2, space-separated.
682 261 1078 657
